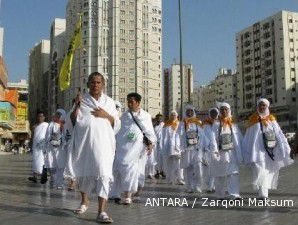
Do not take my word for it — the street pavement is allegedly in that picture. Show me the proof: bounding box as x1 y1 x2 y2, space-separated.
0 154 298 225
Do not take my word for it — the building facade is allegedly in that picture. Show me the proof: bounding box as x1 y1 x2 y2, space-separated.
28 40 50 125
193 68 237 116
236 10 298 131
61 0 162 116
163 64 193 118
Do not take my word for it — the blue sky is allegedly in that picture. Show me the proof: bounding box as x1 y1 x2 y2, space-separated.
1 0 298 84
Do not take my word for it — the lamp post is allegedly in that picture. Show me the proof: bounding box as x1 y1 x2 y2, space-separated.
178 0 184 117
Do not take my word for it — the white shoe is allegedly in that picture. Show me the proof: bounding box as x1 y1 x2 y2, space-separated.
194 187 202 193
121 198 132 205
229 195 241 200
133 196 141 202
185 188 193 193
177 180 185 185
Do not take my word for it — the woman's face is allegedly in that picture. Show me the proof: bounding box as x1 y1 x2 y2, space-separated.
170 113 177 121
258 101 267 114
186 109 194 118
220 106 229 118
210 109 219 120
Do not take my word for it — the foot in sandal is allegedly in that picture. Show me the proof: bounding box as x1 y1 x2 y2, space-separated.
97 212 113 224
74 204 88 214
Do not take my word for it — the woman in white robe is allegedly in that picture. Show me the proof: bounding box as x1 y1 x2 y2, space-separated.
65 73 120 223
28 112 48 183
162 110 184 185
146 115 164 178
242 98 293 199
111 93 156 204
202 107 219 192
53 109 67 189
44 111 64 187
176 105 207 193
154 114 165 178
209 102 243 199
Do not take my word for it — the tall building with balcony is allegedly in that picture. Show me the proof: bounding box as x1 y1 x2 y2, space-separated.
62 0 162 116
236 10 298 131
163 64 193 118
193 68 237 115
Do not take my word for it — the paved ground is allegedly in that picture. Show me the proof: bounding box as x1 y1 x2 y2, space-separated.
0 154 298 225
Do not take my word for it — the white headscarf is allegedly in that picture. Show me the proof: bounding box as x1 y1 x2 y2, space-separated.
208 107 219 119
184 104 196 118
217 102 231 117
56 108 66 121
257 98 270 118
170 110 178 117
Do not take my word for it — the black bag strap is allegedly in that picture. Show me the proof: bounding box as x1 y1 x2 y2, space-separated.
129 111 146 136
259 117 274 161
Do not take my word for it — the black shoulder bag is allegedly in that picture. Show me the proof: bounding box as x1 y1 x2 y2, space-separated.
259 118 275 161
129 111 152 147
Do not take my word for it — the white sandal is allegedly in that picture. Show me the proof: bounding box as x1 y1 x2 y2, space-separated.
74 204 88 214
97 212 113 223
121 197 132 205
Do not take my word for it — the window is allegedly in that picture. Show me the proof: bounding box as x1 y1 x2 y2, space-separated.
266 79 272 85
263 32 270 39
264 41 271 48
246 102 253 109
266 89 272 95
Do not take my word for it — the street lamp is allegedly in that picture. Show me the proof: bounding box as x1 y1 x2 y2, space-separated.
178 0 184 117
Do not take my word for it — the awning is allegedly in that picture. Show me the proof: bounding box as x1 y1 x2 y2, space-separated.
1 131 13 139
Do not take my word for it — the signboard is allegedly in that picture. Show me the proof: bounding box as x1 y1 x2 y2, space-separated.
0 102 14 122
17 102 27 121
12 120 30 133
5 89 18 109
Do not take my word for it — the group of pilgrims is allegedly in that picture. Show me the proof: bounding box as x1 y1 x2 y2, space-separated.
28 72 295 224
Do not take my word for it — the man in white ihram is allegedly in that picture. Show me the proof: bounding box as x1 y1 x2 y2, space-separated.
65 72 120 223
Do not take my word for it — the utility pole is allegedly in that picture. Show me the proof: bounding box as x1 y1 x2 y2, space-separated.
178 0 184 117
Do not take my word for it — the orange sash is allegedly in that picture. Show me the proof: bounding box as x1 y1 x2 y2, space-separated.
184 118 202 130
247 112 276 128
164 119 179 130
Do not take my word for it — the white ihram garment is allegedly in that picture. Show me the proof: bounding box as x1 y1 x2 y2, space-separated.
32 122 48 174
111 109 156 197
64 93 120 199
177 122 207 191
209 122 243 198
242 120 293 197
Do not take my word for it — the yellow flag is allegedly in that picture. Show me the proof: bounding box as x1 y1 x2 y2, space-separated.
59 15 82 91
